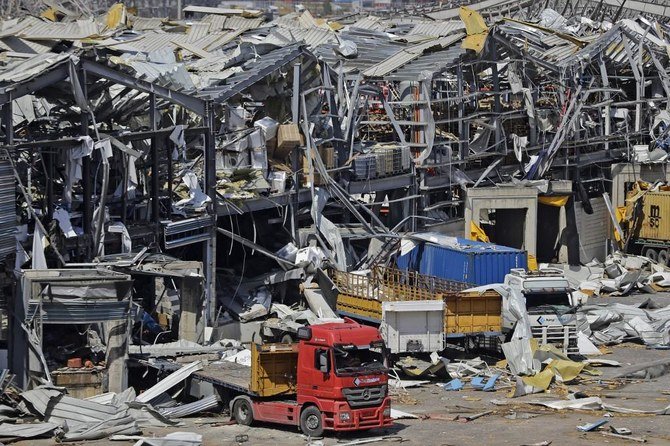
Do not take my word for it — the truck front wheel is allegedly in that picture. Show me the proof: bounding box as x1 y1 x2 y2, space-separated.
233 398 254 426
300 406 324 437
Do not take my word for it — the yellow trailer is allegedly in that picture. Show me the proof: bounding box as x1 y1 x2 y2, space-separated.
331 267 502 338
626 184 670 265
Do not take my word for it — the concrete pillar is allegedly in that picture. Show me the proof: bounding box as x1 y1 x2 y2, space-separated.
179 276 204 343
104 319 128 393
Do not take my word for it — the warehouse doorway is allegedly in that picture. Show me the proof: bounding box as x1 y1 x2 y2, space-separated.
479 208 527 250
536 203 561 262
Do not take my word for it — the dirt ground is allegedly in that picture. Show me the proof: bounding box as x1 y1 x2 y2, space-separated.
16 293 670 446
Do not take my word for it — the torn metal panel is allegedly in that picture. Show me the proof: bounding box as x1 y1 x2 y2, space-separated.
158 395 219 418
59 413 140 442
135 361 203 404
197 44 306 102
0 421 60 440
362 34 464 78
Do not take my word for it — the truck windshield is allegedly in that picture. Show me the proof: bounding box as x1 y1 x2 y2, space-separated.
333 342 386 376
525 292 571 312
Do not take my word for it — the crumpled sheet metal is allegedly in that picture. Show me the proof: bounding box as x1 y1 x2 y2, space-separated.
554 252 670 299
0 421 60 440
465 283 532 339
580 301 670 347
17 385 181 443
504 339 600 397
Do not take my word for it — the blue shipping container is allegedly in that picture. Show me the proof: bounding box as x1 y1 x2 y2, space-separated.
396 236 527 286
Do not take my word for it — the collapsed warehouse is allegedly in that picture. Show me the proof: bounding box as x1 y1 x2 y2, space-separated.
0 0 669 442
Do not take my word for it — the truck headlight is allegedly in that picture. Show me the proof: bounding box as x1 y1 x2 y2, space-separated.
340 412 351 422
383 407 391 418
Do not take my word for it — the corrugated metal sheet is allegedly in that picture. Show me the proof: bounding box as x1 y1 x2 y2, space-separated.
194 29 244 52
221 16 265 31
428 0 531 20
201 14 227 31
21 387 121 424
397 237 527 285
273 11 326 30
363 33 463 78
0 421 59 439
118 59 195 90
386 46 466 80
575 197 607 263
272 26 337 50
351 16 386 32
0 16 42 38
313 29 405 74
27 300 131 323
0 36 56 54
131 17 165 31
407 21 465 37
197 43 304 102
0 52 69 83
104 32 175 53
17 19 101 40
136 361 203 404
158 395 219 418
0 157 15 260
187 23 211 42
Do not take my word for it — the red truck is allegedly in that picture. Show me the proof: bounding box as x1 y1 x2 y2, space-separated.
192 318 393 436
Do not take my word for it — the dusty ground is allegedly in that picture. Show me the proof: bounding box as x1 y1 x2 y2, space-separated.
16 293 670 446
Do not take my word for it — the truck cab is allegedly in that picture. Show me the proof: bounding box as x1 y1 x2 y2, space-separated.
230 318 392 437
502 268 579 355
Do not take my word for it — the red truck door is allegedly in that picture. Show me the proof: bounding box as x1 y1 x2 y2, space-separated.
297 343 338 403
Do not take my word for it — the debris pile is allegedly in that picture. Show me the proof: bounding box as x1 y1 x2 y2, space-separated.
0 0 669 443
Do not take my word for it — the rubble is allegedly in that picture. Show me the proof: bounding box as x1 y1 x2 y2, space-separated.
0 0 669 443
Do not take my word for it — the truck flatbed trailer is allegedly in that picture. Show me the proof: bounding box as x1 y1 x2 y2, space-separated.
192 361 258 396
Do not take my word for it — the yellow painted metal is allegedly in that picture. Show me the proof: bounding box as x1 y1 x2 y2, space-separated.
459 6 487 34
444 291 502 334
469 221 490 242
250 342 298 397
538 195 569 207
105 3 126 29
634 191 670 242
459 6 488 54
337 293 382 320
333 266 502 334
41 8 58 22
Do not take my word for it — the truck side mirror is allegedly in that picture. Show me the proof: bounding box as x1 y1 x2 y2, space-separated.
315 349 330 374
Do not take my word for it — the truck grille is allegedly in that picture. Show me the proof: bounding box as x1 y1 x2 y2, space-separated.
342 386 386 408
531 326 579 355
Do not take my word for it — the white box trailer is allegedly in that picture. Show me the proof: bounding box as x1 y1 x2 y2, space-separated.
380 300 445 354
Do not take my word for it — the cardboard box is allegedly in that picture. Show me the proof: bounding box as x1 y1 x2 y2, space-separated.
302 147 335 186
275 124 303 159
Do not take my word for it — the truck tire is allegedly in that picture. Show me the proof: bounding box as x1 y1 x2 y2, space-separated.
644 247 658 262
300 406 324 437
233 398 254 426
659 250 669 266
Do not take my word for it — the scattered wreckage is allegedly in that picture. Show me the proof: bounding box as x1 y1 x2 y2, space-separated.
0 0 669 444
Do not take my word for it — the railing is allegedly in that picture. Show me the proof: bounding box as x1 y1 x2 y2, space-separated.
331 266 472 302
